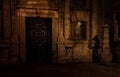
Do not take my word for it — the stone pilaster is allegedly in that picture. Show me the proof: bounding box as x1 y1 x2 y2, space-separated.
92 0 97 38
9 0 20 64
57 0 72 63
64 0 70 39
58 8 64 41
3 0 11 39
57 8 66 63
101 24 112 63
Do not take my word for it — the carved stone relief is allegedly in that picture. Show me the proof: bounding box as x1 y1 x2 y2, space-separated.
71 11 89 41
17 0 64 9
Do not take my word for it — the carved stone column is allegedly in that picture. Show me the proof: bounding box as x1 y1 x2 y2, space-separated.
92 0 97 38
9 0 20 64
58 8 64 41
57 8 66 63
101 24 112 63
64 0 70 39
57 7 74 63
0 1 3 39
3 0 11 39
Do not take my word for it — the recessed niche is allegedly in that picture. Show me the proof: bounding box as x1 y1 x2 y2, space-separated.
72 21 87 40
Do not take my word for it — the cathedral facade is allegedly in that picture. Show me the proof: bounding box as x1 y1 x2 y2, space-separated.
0 0 118 64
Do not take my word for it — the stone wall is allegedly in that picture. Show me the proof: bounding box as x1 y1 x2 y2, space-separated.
0 0 106 64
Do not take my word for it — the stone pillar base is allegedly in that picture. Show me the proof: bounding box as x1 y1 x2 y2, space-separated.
101 53 112 64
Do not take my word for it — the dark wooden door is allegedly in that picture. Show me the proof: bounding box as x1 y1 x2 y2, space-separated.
25 17 52 64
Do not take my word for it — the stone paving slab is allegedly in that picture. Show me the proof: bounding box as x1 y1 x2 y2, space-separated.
0 63 120 77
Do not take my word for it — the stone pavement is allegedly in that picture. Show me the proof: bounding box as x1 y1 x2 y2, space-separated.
0 63 120 77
